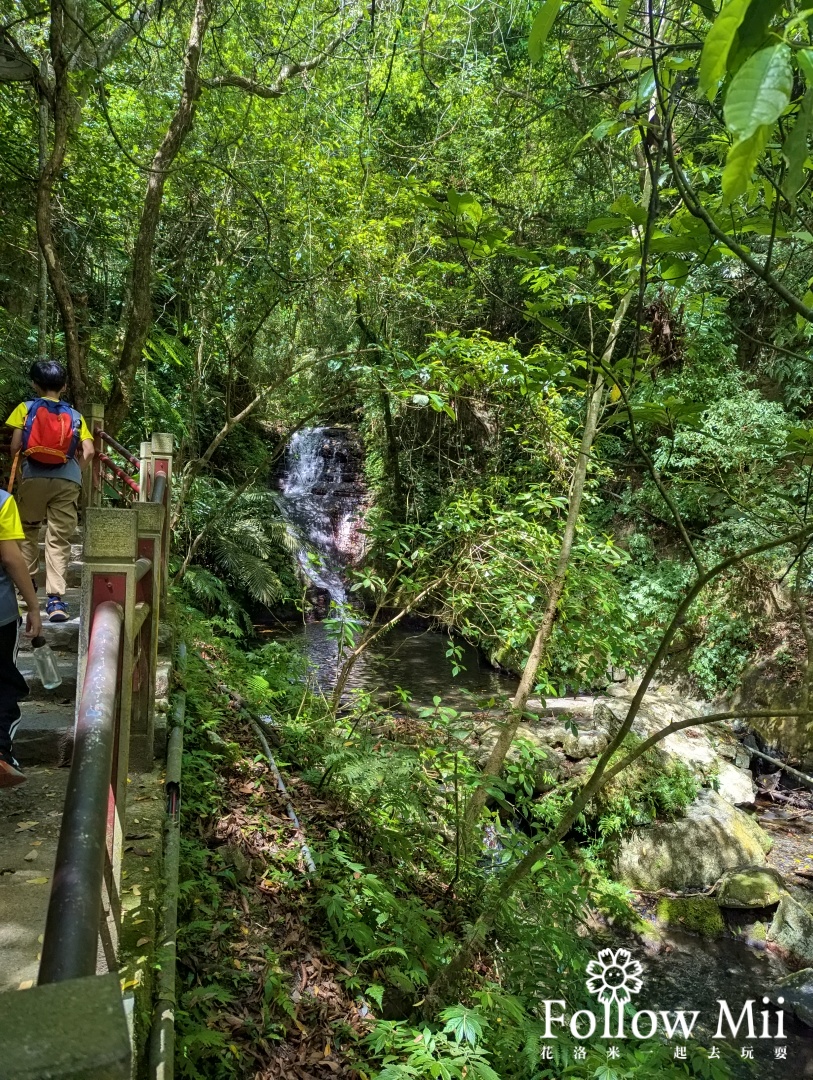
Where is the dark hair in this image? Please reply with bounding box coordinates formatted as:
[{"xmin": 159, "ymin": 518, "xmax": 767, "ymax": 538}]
[{"xmin": 29, "ymin": 359, "xmax": 67, "ymax": 392}]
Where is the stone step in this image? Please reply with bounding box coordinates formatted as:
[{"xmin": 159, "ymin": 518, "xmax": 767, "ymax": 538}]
[
  {"xmin": 0, "ymin": 766, "xmax": 70, "ymax": 992},
  {"xmin": 17, "ymin": 650, "xmax": 78, "ymax": 701},
  {"xmin": 15, "ymin": 701, "xmax": 75, "ymax": 767},
  {"xmin": 18, "ymin": 587, "xmax": 82, "ymax": 656},
  {"xmin": 36, "ymin": 542, "xmax": 83, "ymax": 561},
  {"xmin": 17, "ymin": 616, "xmax": 80, "ymax": 654}
]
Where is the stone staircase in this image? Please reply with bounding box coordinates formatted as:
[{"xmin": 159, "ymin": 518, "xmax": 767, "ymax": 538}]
[{"xmin": 14, "ymin": 532, "xmax": 82, "ymax": 768}]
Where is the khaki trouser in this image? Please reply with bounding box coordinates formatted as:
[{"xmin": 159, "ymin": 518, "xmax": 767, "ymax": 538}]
[{"xmin": 16, "ymin": 478, "xmax": 80, "ymax": 597}]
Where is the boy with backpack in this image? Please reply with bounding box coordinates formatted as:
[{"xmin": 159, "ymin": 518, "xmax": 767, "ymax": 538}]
[
  {"xmin": 0, "ymin": 492, "xmax": 42, "ymax": 786},
  {"xmin": 6, "ymin": 360, "xmax": 95, "ymax": 623}
]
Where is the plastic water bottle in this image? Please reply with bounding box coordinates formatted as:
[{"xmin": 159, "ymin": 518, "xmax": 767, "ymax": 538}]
[{"xmin": 31, "ymin": 637, "xmax": 62, "ymax": 690}]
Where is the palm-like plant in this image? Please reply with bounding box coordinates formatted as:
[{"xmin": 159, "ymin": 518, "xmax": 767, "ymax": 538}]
[{"xmin": 175, "ymin": 478, "xmax": 297, "ymax": 616}]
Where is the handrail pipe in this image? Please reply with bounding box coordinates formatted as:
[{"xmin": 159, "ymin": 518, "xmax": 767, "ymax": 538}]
[
  {"xmin": 98, "ymin": 430, "xmax": 141, "ymax": 473},
  {"xmin": 38, "ymin": 601, "xmax": 124, "ymax": 984},
  {"xmin": 99, "ymin": 452, "xmax": 141, "ymax": 495},
  {"xmin": 151, "ymin": 471, "xmax": 167, "ymax": 506}
]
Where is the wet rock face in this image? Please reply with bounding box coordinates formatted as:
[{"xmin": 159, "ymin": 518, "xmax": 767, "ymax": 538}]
[
  {"xmin": 730, "ymin": 658, "xmax": 813, "ymax": 768},
  {"xmin": 769, "ymin": 894, "xmax": 813, "ymax": 966},
  {"xmin": 769, "ymin": 968, "xmax": 813, "ymax": 1028},
  {"xmin": 276, "ymin": 426, "xmax": 367, "ymax": 605}
]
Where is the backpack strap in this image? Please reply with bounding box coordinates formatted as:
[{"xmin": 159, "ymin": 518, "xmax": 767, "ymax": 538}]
[{"xmin": 21, "ymin": 399, "xmax": 42, "ymax": 451}]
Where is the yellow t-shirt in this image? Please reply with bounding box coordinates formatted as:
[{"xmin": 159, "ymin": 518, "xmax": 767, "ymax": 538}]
[
  {"xmin": 6, "ymin": 401, "xmax": 92, "ymax": 442},
  {"xmin": 0, "ymin": 494, "xmax": 24, "ymax": 542}
]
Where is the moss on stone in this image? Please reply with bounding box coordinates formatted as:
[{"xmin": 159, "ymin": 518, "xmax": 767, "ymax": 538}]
[
  {"xmin": 655, "ymin": 895, "xmax": 725, "ymax": 937},
  {"xmin": 716, "ymin": 867, "xmax": 785, "ymax": 908}
]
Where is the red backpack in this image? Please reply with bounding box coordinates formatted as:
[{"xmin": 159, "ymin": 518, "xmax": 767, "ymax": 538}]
[{"xmin": 21, "ymin": 399, "xmax": 81, "ymax": 466}]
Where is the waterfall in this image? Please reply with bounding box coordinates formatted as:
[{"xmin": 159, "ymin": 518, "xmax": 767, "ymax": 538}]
[{"xmin": 276, "ymin": 427, "xmax": 364, "ymax": 609}]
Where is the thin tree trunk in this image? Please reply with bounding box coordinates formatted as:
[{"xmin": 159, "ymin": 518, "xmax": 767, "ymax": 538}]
[
  {"xmin": 36, "ymin": 3, "xmax": 86, "ymax": 404},
  {"xmin": 462, "ymin": 291, "xmax": 633, "ymax": 833},
  {"xmin": 37, "ymin": 95, "xmax": 48, "ymax": 360},
  {"xmin": 107, "ymin": 0, "xmax": 212, "ymax": 431}
]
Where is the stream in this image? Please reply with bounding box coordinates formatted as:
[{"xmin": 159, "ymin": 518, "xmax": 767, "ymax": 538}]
[{"xmin": 270, "ymin": 426, "xmax": 813, "ymax": 1077}]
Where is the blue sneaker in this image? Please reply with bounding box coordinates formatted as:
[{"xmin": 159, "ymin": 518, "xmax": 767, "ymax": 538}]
[{"xmin": 46, "ymin": 595, "xmax": 68, "ymax": 623}]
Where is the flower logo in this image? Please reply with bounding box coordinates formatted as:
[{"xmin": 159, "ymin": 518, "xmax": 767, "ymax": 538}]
[{"xmin": 586, "ymin": 948, "xmax": 644, "ymax": 1005}]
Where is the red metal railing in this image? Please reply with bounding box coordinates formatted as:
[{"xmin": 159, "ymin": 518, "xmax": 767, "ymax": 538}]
[
  {"xmin": 93, "ymin": 428, "xmax": 141, "ymax": 502},
  {"xmin": 39, "ymin": 420, "xmax": 172, "ymax": 985},
  {"xmin": 38, "ymin": 601, "xmax": 123, "ymax": 982}
]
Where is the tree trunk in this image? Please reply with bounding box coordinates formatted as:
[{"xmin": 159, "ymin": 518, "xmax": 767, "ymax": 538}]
[
  {"xmin": 36, "ymin": 3, "xmax": 87, "ymax": 405},
  {"xmin": 107, "ymin": 0, "xmax": 212, "ymax": 431},
  {"xmin": 462, "ymin": 291, "xmax": 633, "ymax": 834},
  {"xmin": 37, "ymin": 94, "xmax": 49, "ymax": 360}
]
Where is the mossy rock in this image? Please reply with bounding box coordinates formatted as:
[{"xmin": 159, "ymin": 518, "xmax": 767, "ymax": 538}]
[
  {"xmin": 615, "ymin": 790, "xmax": 771, "ymax": 891},
  {"xmin": 716, "ymin": 866, "xmax": 785, "ymax": 909},
  {"xmin": 748, "ymin": 921, "xmax": 768, "ymax": 943},
  {"xmin": 655, "ymin": 896, "xmax": 725, "ymax": 937}
]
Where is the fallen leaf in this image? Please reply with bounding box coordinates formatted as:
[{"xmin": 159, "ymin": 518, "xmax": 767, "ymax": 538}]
[
  {"xmin": 25, "ymin": 877, "xmax": 49, "ymax": 885},
  {"xmin": 324, "ymin": 1041, "xmax": 331, "ymax": 1056},
  {"xmin": 136, "ymin": 937, "xmax": 150, "ymax": 946},
  {"xmin": 18, "ymin": 980, "xmax": 33, "ymax": 990},
  {"xmin": 23, "ymin": 850, "xmax": 37, "ymax": 862},
  {"xmin": 16, "ymin": 821, "xmax": 38, "ymax": 831},
  {"xmin": 31, "ymin": 841, "xmax": 42, "ymax": 847}
]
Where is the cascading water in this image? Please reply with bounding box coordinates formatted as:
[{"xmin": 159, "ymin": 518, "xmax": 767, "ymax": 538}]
[{"xmin": 276, "ymin": 426, "xmax": 365, "ymax": 609}]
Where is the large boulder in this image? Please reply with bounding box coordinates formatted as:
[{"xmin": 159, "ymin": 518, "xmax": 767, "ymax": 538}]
[
  {"xmin": 768, "ymin": 894, "xmax": 813, "ymax": 965},
  {"xmin": 615, "ymin": 789, "xmax": 771, "ymax": 892},
  {"xmin": 768, "ymin": 968, "xmax": 813, "ymax": 1028},
  {"xmin": 715, "ymin": 762, "xmax": 757, "ymax": 807},
  {"xmin": 715, "ymin": 866, "xmax": 785, "ymax": 908},
  {"xmin": 595, "ymin": 689, "xmax": 757, "ymax": 806}
]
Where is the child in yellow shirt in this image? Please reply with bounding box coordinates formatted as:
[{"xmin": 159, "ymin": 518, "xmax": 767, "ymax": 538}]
[{"xmin": 6, "ymin": 360, "xmax": 94, "ymax": 623}]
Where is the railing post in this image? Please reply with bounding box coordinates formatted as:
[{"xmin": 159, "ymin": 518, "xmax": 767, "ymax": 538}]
[
  {"xmin": 139, "ymin": 439, "xmax": 151, "ymax": 502},
  {"xmin": 85, "ymin": 402, "xmax": 105, "ymax": 509},
  {"xmin": 79, "ymin": 508, "xmax": 139, "ymax": 957},
  {"xmin": 132, "ymin": 501, "xmax": 164, "ymax": 769},
  {"xmin": 149, "ymin": 433, "xmax": 173, "ymax": 599}
]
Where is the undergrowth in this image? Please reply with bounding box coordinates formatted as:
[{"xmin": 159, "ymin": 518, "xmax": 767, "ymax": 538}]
[{"xmin": 173, "ymin": 608, "xmax": 740, "ymax": 1080}]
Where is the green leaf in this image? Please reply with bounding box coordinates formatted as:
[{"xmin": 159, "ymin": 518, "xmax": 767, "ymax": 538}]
[
  {"xmin": 660, "ymin": 257, "xmax": 690, "ymax": 286},
  {"xmin": 782, "ymin": 88, "xmax": 813, "ymax": 209},
  {"xmin": 439, "ymin": 1005, "xmax": 485, "ymax": 1045},
  {"xmin": 721, "ymin": 123, "xmax": 771, "ymax": 203},
  {"xmin": 528, "ymin": 0, "xmax": 563, "ymax": 61},
  {"xmin": 616, "ymin": 0, "xmax": 633, "ymax": 29},
  {"xmin": 611, "ymin": 194, "xmax": 647, "ymax": 225},
  {"xmin": 693, "ymin": 0, "xmax": 716, "ymax": 19},
  {"xmin": 585, "ymin": 216, "xmax": 629, "ymax": 232},
  {"xmin": 799, "ymin": 48, "xmax": 813, "ymax": 85},
  {"xmin": 727, "ymin": 0, "xmax": 783, "ymax": 74},
  {"xmin": 723, "ymin": 43, "xmax": 792, "ymax": 140},
  {"xmin": 699, "ymin": 0, "xmax": 754, "ymax": 98}
]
